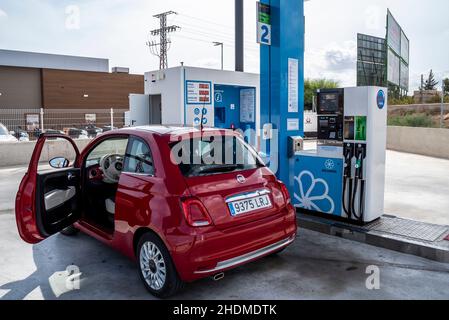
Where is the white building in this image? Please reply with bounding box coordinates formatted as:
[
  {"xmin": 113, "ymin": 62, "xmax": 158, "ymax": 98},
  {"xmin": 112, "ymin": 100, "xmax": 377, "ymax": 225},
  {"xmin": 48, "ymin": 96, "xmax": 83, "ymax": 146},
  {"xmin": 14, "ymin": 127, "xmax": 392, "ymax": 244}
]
[
  {"xmin": 129, "ymin": 66, "xmax": 260, "ymax": 133},
  {"xmin": 0, "ymin": 49, "xmax": 109, "ymax": 72}
]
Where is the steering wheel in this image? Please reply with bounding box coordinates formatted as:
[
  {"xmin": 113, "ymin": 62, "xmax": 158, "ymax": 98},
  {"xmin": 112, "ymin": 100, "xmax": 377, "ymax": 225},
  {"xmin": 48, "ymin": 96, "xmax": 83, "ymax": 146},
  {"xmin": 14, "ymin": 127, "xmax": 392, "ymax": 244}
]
[{"xmin": 99, "ymin": 154, "xmax": 124, "ymax": 184}]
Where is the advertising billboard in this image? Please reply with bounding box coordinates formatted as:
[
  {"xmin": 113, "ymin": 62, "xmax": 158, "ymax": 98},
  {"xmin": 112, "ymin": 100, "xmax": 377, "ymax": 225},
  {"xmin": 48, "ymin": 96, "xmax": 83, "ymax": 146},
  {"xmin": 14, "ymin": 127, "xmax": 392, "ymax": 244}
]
[
  {"xmin": 387, "ymin": 49, "xmax": 400, "ymax": 86},
  {"xmin": 387, "ymin": 10, "xmax": 401, "ymax": 55},
  {"xmin": 400, "ymin": 61, "xmax": 409, "ymax": 89},
  {"xmin": 386, "ymin": 9, "xmax": 409, "ymax": 92},
  {"xmin": 400, "ymin": 30, "xmax": 409, "ymax": 64}
]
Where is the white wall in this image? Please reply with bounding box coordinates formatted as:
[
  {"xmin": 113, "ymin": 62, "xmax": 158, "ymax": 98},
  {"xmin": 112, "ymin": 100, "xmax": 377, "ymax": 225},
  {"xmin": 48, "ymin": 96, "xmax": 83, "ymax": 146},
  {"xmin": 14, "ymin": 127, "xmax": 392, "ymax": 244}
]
[
  {"xmin": 388, "ymin": 126, "xmax": 449, "ymax": 159},
  {"xmin": 0, "ymin": 139, "xmax": 92, "ymax": 167},
  {"xmin": 0, "ymin": 49, "xmax": 109, "ymax": 72},
  {"xmin": 145, "ymin": 67, "xmax": 184, "ymax": 125}
]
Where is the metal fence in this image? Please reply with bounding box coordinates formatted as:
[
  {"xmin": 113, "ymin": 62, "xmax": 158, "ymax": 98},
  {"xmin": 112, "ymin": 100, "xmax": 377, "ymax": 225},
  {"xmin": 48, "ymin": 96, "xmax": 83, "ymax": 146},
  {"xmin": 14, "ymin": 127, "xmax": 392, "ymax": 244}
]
[{"xmin": 0, "ymin": 108, "xmax": 128, "ymax": 140}]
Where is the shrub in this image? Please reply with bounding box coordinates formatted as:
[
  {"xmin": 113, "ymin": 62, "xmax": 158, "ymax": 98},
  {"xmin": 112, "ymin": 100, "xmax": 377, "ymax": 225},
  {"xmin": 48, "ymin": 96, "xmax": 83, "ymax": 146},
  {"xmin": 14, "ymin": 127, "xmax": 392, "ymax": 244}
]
[
  {"xmin": 304, "ymin": 78, "xmax": 340, "ymax": 109},
  {"xmin": 388, "ymin": 114, "xmax": 434, "ymax": 128},
  {"xmin": 388, "ymin": 96, "xmax": 415, "ymax": 105},
  {"xmin": 429, "ymin": 94, "xmax": 443, "ymax": 104}
]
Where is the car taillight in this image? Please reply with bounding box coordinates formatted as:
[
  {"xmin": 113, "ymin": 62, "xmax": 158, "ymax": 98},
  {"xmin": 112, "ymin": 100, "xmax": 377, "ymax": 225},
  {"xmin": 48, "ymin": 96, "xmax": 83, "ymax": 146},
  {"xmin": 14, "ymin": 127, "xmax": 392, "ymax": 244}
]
[
  {"xmin": 278, "ymin": 181, "xmax": 291, "ymax": 204},
  {"xmin": 181, "ymin": 197, "xmax": 213, "ymax": 227}
]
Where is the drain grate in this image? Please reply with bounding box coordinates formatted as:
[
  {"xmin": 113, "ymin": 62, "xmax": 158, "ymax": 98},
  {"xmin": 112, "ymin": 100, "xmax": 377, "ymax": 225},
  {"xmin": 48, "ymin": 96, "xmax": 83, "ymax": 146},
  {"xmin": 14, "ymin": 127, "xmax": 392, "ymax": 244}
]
[{"xmin": 365, "ymin": 217, "xmax": 449, "ymax": 243}]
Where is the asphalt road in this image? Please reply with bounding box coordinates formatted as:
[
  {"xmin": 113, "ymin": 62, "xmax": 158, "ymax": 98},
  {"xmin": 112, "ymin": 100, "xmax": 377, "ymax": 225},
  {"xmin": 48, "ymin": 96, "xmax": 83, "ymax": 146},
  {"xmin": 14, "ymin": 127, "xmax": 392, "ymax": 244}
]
[
  {"xmin": 1, "ymin": 150, "xmax": 449, "ymax": 300},
  {"xmin": 1, "ymin": 212, "xmax": 449, "ymax": 300}
]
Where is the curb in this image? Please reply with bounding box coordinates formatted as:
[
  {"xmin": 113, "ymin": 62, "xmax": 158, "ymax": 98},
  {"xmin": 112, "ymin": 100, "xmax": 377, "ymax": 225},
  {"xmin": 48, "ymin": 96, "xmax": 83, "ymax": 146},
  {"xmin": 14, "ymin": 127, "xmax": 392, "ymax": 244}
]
[{"xmin": 297, "ymin": 213, "xmax": 449, "ymax": 264}]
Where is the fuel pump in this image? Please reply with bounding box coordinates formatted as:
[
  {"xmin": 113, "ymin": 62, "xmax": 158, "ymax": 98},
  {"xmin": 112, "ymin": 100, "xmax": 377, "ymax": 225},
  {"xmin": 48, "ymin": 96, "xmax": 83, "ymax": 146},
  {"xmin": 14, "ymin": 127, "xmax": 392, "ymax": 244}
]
[{"xmin": 292, "ymin": 87, "xmax": 387, "ymax": 224}]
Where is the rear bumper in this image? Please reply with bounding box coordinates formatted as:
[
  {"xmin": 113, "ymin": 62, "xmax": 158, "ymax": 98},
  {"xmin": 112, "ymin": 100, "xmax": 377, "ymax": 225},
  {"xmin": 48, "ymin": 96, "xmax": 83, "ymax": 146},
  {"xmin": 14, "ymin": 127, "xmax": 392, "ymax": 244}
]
[
  {"xmin": 168, "ymin": 204, "xmax": 297, "ymax": 282},
  {"xmin": 193, "ymin": 235, "xmax": 295, "ymax": 275}
]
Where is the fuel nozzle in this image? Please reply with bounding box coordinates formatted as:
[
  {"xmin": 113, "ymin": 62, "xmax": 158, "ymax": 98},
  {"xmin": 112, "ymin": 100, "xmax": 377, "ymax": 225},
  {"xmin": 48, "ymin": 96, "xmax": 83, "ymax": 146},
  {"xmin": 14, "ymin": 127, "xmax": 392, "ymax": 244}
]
[
  {"xmin": 343, "ymin": 143, "xmax": 354, "ymax": 178},
  {"xmin": 354, "ymin": 144, "xmax": 366, "ymax": 179}
]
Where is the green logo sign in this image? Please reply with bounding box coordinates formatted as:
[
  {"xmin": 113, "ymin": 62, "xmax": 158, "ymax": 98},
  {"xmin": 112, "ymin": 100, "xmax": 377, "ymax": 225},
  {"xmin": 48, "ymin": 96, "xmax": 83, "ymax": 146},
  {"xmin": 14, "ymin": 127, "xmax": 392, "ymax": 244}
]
[
  {"xmin": 258, "ymin": 3, "xmax": 271, "ymax": 24},
  {"xmin": 355, "ymin": 116, "xmax": 367, "ymax": 141}
]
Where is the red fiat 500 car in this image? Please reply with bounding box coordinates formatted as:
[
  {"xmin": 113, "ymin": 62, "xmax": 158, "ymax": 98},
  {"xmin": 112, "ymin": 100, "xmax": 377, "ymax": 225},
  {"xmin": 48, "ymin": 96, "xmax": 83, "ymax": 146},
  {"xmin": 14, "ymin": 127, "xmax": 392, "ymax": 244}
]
[{"xmin": 15, "ymin": 126, "xmax": 297, "ymax": 298}]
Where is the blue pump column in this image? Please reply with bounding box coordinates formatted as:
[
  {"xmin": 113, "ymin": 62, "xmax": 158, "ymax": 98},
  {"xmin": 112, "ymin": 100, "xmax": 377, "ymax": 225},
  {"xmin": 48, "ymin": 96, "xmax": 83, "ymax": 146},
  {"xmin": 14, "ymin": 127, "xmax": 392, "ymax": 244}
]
[{"xmin": 260, "ymin": 0, "xmax": 305, "ymax": 192}]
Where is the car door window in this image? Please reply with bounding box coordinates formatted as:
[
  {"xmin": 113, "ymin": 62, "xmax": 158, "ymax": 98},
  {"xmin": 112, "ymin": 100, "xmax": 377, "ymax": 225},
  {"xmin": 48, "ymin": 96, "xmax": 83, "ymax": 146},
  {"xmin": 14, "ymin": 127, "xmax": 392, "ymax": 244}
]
[
  {"xmin": 124, "ymin": 137, "xmax": 154, "ymax": 175},
  {"xmin": 38, "ymin": 137, "xmax": 78, "ymax": 173},
  {"xmin": 85, "ymin": 137, "xmax": 128, "ymax": 168}
]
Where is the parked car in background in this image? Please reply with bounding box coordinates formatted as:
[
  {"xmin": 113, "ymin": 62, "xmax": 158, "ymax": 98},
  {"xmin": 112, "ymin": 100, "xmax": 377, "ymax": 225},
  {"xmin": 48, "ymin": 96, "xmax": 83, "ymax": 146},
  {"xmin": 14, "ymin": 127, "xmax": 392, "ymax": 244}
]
[
  {"xmin": 102, "ymin": 125, "xmax": 118, "ymax": 132},
  {"xmin": 0, "ymin": 123, "xmax": 18, "ymax": 143},
  {"xmin": 15, "ymin": 126, "xmax": 297, "ymax": 298},
  {"xmin": 32, "ymin": 128, "xmax": 42, "ymax": 139},
  {"xmin": 45, "ymin": 129, "xmax": 64, "ymax": 135},
  {"xmin": 12, "ymin": 128, "xmax": 30, "ymax": 142},
  {"xmin": 43, "ymin": 129, "xmax": 64, "ymax": 140},
  {"xmin": 82, "ymin": 124, "xmax": 103, "ymax": 138},
  {"xmin": 66, "ymin": 128, "xmax": 89, "ymax": 139}
]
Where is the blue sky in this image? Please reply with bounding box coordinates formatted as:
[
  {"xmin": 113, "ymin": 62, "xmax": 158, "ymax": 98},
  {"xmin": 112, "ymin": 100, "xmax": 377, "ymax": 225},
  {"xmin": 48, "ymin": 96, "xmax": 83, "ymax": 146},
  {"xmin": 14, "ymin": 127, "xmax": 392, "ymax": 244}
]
[{"xmin": 0, "ymin": 0, "xmax": 448, "ymax": 92}]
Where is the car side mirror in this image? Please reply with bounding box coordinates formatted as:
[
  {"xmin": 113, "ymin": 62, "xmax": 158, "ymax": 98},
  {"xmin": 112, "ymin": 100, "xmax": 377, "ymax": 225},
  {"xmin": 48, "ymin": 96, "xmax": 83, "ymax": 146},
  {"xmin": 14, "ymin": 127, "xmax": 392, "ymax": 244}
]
[
  {"xmin": 49, "ymin": 157, "xmax": 70, "ymax": 169},
  {"xmin": 9, "ymin": 131, "xmax": 15, "ymax": 135}
]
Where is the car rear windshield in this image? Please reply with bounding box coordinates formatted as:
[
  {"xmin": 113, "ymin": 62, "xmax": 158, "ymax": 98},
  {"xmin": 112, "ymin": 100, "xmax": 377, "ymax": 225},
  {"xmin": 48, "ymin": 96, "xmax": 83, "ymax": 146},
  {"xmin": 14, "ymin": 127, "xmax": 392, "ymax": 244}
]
[{"xmin": 170, "ymin": 135, "xmax": 264, "ymax": 177}]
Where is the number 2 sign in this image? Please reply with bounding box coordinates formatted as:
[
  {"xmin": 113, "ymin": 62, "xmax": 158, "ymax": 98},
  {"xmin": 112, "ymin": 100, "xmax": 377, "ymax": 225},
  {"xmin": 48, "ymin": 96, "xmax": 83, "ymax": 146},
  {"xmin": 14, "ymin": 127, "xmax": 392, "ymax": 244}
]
[
  {"xmin": 257, "ymin": 2, "xmax": 271, "ymax": 46},
  {"xmin": 257, "ymin": 22, "xmax": 271, "ymax": 46}
]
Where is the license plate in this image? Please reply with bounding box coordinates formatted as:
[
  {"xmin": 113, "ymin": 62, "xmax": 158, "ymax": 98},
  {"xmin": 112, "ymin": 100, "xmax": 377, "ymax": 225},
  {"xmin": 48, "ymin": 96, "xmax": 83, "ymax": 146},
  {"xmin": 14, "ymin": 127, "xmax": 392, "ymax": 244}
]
[{"xmin": 228, "ymin": 195, "xmax": 272, "ymax": 216}]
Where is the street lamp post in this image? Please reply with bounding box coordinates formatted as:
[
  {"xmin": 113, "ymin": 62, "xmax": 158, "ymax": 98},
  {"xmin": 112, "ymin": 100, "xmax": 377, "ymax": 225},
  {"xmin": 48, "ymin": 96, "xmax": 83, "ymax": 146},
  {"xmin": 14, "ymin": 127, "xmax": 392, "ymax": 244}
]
[
  {"xmin": 441, "ymin": 81, "xmax": 445, "ymax": 128},
  {"xmin": 213, "ymin": 42, "xmax": 224, "ymax": 70}
]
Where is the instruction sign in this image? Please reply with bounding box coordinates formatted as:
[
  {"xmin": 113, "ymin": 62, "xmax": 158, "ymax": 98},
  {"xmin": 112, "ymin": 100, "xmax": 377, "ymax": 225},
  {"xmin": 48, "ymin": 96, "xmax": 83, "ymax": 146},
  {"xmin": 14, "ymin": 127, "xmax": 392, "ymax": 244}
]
[
  {"xmin": 257, "ymin": 2, "xmax": 271, "ymax": 46},
  {"xmin": 288, "ymin": 58, "xmax": 299, "ymax": 113},
  {"xmin": 25, "ymin": 114, "xmax": 39, "ymax": 131},
  {"xmin": 240, "ymin": 88, "xmax": 256, "ymax": 123},
  {"xmin": 186, "ymin": 81, "xmax": 211, "ymax": 104},
  {"xmin": 287, "ymin": 118, "xmax": 300, "ymax": 131}
]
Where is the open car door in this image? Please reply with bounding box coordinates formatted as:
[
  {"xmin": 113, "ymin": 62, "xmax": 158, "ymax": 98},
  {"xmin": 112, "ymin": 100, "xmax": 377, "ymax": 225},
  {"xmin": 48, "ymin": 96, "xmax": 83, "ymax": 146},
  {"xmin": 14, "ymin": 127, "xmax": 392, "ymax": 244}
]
[{"xmin": 15, "ymin": 134, "xmax": 81, "ymax": 244}]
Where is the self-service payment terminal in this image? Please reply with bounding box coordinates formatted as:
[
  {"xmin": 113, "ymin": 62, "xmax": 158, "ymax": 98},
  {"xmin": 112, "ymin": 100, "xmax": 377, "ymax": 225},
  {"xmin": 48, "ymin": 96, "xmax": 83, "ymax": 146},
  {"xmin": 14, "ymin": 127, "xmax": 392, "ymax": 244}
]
[{"xmin": 292, "ymin": 87, "xmax": 387, "ymax": 224}]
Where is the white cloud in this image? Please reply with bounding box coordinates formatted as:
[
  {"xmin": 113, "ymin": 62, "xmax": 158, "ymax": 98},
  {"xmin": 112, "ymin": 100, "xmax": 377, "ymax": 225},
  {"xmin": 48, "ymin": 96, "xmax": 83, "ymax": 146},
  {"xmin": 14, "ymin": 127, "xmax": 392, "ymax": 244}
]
[
  {"xmin": 0, "ymin": 8, "xmax": 8, "ymax": 18},
  {"xmin": 325, "ymin": 41, "xmax": 357, "ymax": 72},
  {"xmin": 305, "ymin": 41, "xmax": 357, "ymax": 86}
]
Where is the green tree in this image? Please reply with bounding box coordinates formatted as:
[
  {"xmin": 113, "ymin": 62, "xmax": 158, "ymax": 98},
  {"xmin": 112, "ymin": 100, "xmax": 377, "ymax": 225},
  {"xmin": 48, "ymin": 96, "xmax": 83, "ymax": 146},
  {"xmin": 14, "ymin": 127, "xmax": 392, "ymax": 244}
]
[
  {"xmin": 443, "ymin": 78, "xmax": 449, "ymax": 96},
  {"xmin": 422, "ymin": 70, "xmax": 439, "ymax": 90},
  {"xmin": 304, "ymin": 78, "xmax": 340, "ymax": 110}
]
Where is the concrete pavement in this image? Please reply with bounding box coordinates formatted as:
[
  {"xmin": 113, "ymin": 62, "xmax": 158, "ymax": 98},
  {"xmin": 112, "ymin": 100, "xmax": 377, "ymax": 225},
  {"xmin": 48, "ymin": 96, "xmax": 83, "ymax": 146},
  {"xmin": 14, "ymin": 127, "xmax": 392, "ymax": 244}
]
[
  {"xmin": 385, "ymin": 151, "xmax": 449, "ymax": 225},
  {"xmin": 1, "ymin": 212, "xmax": 449, "ymax": 300},
  {"xmin": 0, "ymin": 165, "xmax": 25, "ymax": 212}
]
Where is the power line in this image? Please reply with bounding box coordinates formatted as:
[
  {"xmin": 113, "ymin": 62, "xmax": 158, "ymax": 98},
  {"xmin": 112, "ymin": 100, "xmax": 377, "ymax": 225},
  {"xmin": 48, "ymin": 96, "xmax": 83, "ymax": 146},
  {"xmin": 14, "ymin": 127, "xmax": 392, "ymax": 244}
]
[
  {"xmin": 181, "ymin": 28, "xmax": 258, "ymax": 48},
  {"xmin": 171, "ymin": 34, "xmax": 259, "ymax": 54},
  {"xmin": 147, "ymin": 11, "xmax": 180, "ymax": 70},
  {"xmin": 178, "ymin": 13, "xmax": 236, "ymax": 30},
  {"xmin": 173, "ymin": 33, "xmax": 259, "ymax": 52},
  {"xmin": 178, "ymin": 28, "xmax": 259, "ymax": 50},
  {"xmin": 175, "ymin": 16, "xmax": 256, "ymax": 39}
]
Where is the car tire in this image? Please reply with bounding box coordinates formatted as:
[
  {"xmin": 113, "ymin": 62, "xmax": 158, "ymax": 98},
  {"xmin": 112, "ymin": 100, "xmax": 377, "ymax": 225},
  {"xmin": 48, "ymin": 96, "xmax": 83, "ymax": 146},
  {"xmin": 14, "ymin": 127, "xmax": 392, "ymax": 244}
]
[
  {"xmin": 60, "ymin": 225, "xmax": 80, "ymax": 236},
  {"xmin": 137, "ymin": 233, "xmax": 184, "ymax": 299}
]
